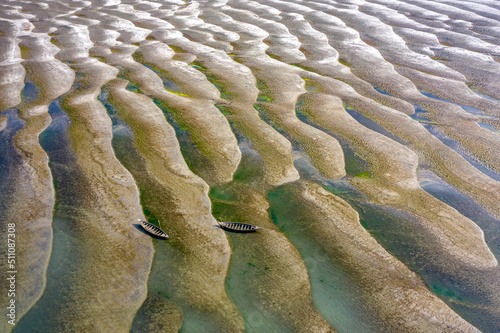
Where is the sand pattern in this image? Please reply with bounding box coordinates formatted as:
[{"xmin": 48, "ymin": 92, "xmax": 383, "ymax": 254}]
[{"xmin": 1, "ymin": 0, "xmax": 499, "ymax": 332}]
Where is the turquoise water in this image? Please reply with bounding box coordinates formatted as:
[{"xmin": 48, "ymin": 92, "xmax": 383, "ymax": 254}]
[
  {"xmin": 294, "ymin": 100, "xmax": 372, "ymax": 177},
  {"xmin": 209, "ymin": 152, "xmax": 376, "ymax": 332},
  {"xmin": 418, "ymin": 171, "xmax": 500, "ymax": 332},
  {"xmin": 223, "ymin": 232, "xmax": 292, "ymax": 332},
  {"xmin": 207, "ymin": 132, "xmax": 294, "ymax": 331},
  {"xmin": 13, "ymin": 99, "xmax": 84, "ymax": 331},
  {"xmin": 292, "ymin": 150, "xmax": 500, "ymax": 333},
  {"xmin": 103, "ymin": 88, "xmax": 234, "ymax": 332},
  {"xmin": 10, "ymin": 84, "xmax": 498, "ymax": 332},
  {"xmin": 267, "ymin": 185, "xmax": 379, "ymax": 333}
]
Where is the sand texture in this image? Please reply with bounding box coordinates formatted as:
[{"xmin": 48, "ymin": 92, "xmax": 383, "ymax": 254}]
[{"xmin": 1, "ymin": 0, "xmax": 500, "ymax": 332}]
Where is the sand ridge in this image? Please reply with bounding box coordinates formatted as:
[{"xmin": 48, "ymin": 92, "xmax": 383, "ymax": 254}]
[{"xmin": 1, "ymin": 0, "xmax": 500, "ymax": 331}]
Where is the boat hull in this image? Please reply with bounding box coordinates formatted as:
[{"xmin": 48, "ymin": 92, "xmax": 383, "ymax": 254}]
[
  {"xmin": 218, "ymin": 222, "xmax": 260, "ymax": 233},
  {"xmin": 140, "ymin": 221, "xmax": 169, "ymax": 239}
]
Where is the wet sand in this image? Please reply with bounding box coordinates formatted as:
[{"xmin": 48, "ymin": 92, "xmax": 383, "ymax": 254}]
[{"xmin": 1, "ymin": 0, "xmax": 499, "ymax": 332}]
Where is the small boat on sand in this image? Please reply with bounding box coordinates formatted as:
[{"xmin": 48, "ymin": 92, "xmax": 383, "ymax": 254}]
[
  {"xmin": 218, "ymin": 222, "xmax": 260, "ymax": 233},
  {"xmin": 139, "ymin": 219, "xmax": 169, "ymax": 239}
]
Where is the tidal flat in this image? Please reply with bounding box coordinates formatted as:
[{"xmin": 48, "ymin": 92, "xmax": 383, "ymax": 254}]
[{"xmin": 1, "ymin": 0, "xmax": 499, "ymax": 332}]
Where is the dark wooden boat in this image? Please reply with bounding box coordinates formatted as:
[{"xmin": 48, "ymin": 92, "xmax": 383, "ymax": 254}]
[
  {"xmin": 218, "ymin": 222, "xmax": 260, "ymax": 233},
  {"xmin": 140, "ymin": 220, "xmax": 169, "ymax": 239}
]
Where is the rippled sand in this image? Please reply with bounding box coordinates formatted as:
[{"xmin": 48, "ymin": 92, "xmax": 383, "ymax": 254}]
[{"xmin": 1, "ymin": 0, "xmax": 500, "ymax": 332}]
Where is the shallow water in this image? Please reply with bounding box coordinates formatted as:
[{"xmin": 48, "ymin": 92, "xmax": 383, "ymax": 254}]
[
  {"xmin": 106, "ymin": 90, "xmax": 237, "ymax": 332},
  {"xmin": 478, "ymin": 121, "xmax": 500, "ymax": 134},
  {"xmin": 421, "ymin": 121, "xmax": 500, "ymax": 182},
  {"xmin": 293, "ymin": 151, "xmax": 500, "ymax": 333},
  {"xmin": 345, "ymin": 107, "xmax": 406, "ymax": 145},
  {"xmin": 418, "ymin": 170, "xmax": 500, "ymax": 262},
  {"xmin": 267, "ymin": 185, "xmax": 380, "ymax": 333},
  {"xmin": 13, "ymin": 99, "xmax": 82, "ymax": 331},
  {"xmin": 420, "ymin": 90, "xmax": 491, "ymax": 117},
  {"xmin": 2, "ymin": 0, "xmax": 500, "ymax": 331},
  {"xmin": 0, "ymin": 110, "xmax": 24, "ymax": 197}
]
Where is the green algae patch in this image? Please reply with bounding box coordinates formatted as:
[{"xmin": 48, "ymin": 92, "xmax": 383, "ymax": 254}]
[
  {"xmin": 267, "ymin": 53, "xmax": 281, "ymax": 61},
  {"xmin": 167, "ymin": 90, "xmax": 191, "ymax": 97},
  {"xmin": 256, "ymin": 79, "xmax": 272, "ymax": 102},
  {"xmin": 141, "ymin": 204, "xmax": 161, "ymax": 226},
  {"xmin": 355, "ymin": 172, "xmax": 372, "ymax": 179},
  {"xmin": 152, "ymin": 99, "xmax": 189, "ymax": 132},
  {"xmin": 189, "ymin": 62, "xmax": 207, "ymax": 71},
  {"xmin": 214, "ymin": 104, "xmax": 232, "ymax": 116},
  {"xmin": 339, "ymin": 145, "xmax": 371, "ymax": 178},
  {"xmin": 210, "ymin": 184, "xmax": 239, "ymax": 202},
  {"xmin": 231, "ymin": 152, "xmax": 265, "ymax": 184},
  {"xmin": 252, "ymin": 104, "xmax": 278, "ymax": 131},
  {"xmin": 252, "ymin": 104, "xmax": 272, "ymax": 123},
  {"xmin": 206, "ymin": 73, "xmax": 233, "ymax": 100},
  {"xmin": 188, "ymin": 62, "xmax": 233, "ymax": 99},
  {"xmin": 305, "ymin": 80, "xmax": 321, "ymax": 92},
  {"xmin": 169, "ymin": 45, "xmax": 186, "ymax": 53},
  {"xmin": 338, "ymin": 59, "xmax": 351, "ymax": 67},
  {"xmin": 257, "ymin": 93, "xmax": 272, "ymax": 102},
  {"xmin": 150, "ymin": 99, "xmax": 215, "ymax": 178},
  {"xmin": 137, "ymin": 61, "xmax": 190, "ymax": 96},
  {"xmin": 253, "ymin": 104, "xmax": 264, "ymax": 113},
  {"xmin": 291, "ymin": 63, "xmax": 314, "ymax": 71},
  {"xmin": 125, "ymin": 81, "xmax": 140, "ymax": 93}
]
